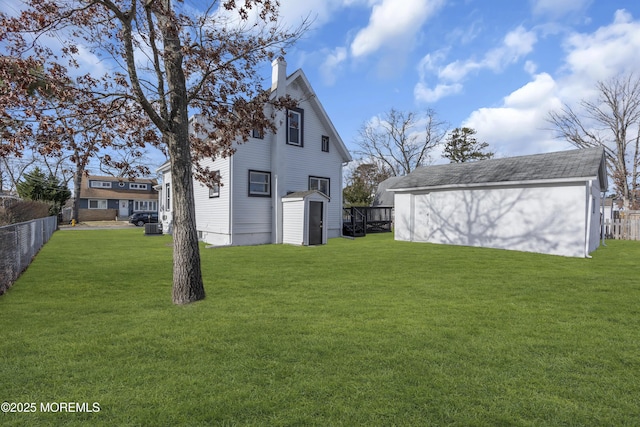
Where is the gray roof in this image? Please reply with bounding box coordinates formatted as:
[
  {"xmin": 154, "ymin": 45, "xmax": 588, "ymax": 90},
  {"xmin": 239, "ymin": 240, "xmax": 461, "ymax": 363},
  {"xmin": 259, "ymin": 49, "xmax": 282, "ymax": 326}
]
[
  {"xmin": 372, "ymin": 176, "xmax": 403, "ymax": 206},
  {"xmin": 283, "ymin": 190, "xmax": 329, "ymax": 199},
  {"xmin": 390, "ymin": 147, "xmax": 607, "ymax": 191}
]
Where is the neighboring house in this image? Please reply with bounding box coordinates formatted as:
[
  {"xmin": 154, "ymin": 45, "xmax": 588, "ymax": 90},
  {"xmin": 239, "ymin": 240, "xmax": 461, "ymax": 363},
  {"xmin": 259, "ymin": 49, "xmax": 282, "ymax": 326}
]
[
  {"xmin": 157, "ymin": 57, "xmax": 352, "ymax": 246},
  {"xmin": 372, "ymin": 176, "xmax": 403, "ymax": 207},
  {"xmin": 77, "ymin": 175, "xmax": 158, "ymax": 221},
  {"xmin": 388, "ymin": 147, "xmax": 608, "ymax": 257}
]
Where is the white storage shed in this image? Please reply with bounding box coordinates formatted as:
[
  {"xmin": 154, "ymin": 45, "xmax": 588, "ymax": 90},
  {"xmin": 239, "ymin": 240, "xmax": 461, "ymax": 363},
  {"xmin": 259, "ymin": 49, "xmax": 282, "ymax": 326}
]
[{"xmin": 282, "ymin": 190, "xmax": 329, "ymax": 246}]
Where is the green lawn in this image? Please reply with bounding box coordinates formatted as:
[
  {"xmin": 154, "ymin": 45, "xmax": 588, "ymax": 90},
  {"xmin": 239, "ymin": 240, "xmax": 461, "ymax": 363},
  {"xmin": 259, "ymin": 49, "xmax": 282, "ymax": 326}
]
[{"xmin": 1, "ymin": 229, "xmax": 639, "ymax": 426}]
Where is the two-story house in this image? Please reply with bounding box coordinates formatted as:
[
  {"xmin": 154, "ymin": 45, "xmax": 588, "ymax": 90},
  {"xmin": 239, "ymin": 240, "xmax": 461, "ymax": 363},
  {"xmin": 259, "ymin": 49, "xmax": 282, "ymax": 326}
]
[
  {"xmin": 77, "ymin": 175, "xmax": 158, "ymax": 221},
  {"xmin": 158, "ymin": 57, "xmax": 352, "ymax": 246}
]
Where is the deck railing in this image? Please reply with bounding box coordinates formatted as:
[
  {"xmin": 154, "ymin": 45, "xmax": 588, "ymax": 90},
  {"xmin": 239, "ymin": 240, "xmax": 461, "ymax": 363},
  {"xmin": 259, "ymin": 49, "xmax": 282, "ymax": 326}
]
[{"xmin": 343, "ymin": 207, "xmax": 393, "ymax": 237}]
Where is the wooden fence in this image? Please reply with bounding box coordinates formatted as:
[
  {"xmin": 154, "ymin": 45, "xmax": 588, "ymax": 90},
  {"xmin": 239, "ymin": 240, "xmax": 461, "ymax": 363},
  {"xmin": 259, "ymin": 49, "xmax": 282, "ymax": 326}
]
[{"xmin": 605, "ymin": 216, "xmax": 640, "ymax": 240}]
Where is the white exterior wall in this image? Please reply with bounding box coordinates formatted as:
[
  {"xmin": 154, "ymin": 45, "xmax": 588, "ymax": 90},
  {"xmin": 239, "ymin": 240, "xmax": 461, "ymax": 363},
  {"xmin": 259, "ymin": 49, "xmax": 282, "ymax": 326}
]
[
  {"xmin": 193, "ymin": 157, "xmax": 232, "ymax": 246},
  {"xmin": 280, "ymin": 81, "xmax": 345, "ymax": 238},
  {"xmin": 587, "ymin": 179, "xmax": 602, "ymax": 254},
  {"xmin": 230, "ymin": 136, "xmax": 273, "ymax": 246},
  {"xmin": 394, "ymin": 182, "xmax": 597, "ymax": 257},
  {"xmin": 282, "ymin": 199, "xmax": 305, "ymax": 245},
  {"xmin": 158, "ymin": 165, "xmax": 173, "ymax": 234}
]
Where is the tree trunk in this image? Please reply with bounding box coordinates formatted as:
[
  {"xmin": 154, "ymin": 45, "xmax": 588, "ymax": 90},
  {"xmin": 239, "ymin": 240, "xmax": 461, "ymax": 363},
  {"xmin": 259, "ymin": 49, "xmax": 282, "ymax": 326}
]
[
  {"xmin": 73, "ymin": 157, "xmax": 82, "ymax": 223},
  {"xmin": 156, "ymin": 0, "xmax": 205, "ymax": 304},
  {"xmin": 168, "ymin": 131, "xmax": 205, "ymax": 304}
]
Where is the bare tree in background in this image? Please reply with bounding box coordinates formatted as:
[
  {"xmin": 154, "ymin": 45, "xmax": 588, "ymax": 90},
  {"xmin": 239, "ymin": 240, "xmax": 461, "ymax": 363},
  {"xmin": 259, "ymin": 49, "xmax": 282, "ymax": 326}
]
[
  {"xmin": 548, "ymin": 73, "xmax": 640, "ymax": 209},
  {"xmin": 355, "ymin": 108, "xmax": 448, "ymax": 176}
]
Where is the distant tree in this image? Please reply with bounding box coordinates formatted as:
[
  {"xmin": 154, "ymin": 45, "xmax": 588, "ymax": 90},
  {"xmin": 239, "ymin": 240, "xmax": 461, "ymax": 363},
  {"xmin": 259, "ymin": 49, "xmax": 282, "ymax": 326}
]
[
  {"xmin": 356, "ymin": 108, "xmax": 448, "ymax": 176},
  {"xmin": 547, "ymin": 73, "xmax": 640, "ymax": 209},
  {"xmin": 442, "ymin": 127, "xmax": 494, "ymax": 163},
  {"xmin": 16, "ymin": 167, "xmax": 70, "ymax": 214},
  {"xmin": 16, "ymin": 167, "xmax": 48, "ymax": 202},
  {"xmin": 343, "ymin": 163, "xmax": 390, "ymax": 206}
]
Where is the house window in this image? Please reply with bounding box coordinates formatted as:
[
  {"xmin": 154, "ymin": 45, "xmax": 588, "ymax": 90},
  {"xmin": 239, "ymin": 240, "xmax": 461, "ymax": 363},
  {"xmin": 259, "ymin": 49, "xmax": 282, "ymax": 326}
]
[
  {"xmin": 88, "ymin": 199, "xmax": 108, "ymax": 209},
  {"xmin": 309, "ymin": 176, "xmax": 330, "ymax": 197},
  {"xmin": 134, "ymin": 200, "xmax": 157, "ymax": 212},
  {"xmin": 252, "ymin": 128, "xmax": 264, "ymax": 139},
  {"xmin": 209, "ymin": 174, "xmax": 220, "ymax": 198},
  {"xmin": 287, "ymin": 108, "xmax": 304, "ymax": 146},
  {"xmin": 321, "ymin": 135, "xmax": 329, "ymax": 152},
  {"xmin": 249, "ymin": 170, "xmax": 271, "ymax": 197},
  {"xmin": 130, "ymin": 183, "xmax": 148, "ymax": 190},
  {"xmin": 165, "ymin": 183, "xmax": 171, "ymax": 210},
  {"xmin": 90, "ymin": 181, "xmax": 111, "ymax": 188}
]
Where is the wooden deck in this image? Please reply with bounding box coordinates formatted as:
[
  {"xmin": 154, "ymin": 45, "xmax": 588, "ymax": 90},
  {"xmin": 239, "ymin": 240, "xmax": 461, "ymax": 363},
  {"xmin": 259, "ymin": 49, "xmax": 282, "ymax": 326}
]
[{"xmin": 343, "ymin": 207, "xmax": 393, "ymax": 237}]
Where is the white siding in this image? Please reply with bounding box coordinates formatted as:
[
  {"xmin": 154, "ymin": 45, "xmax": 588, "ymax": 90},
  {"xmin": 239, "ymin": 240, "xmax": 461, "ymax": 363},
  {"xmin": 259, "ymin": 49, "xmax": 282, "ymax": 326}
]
[
  {"xmin": 230, "ymin": 136, "xmax": 273, "ymax": 245},
  {"xmin": 587, "ymin": 178, "xmax": 602, "ymax": 254},
  {"xmin": 279, "ymin": 82, "xmax": 345, "ymax": 238},
  {"xmin": 393, "ymin": 193, "xmax": 413, "ymax": 242},
  {"xmin": 282, "ymin": 199, "xmax": 305, "ymax": 245},
  {"xmin": 395, "ymin": 183, "xmax": 592, "ymax": 257},
  {"xmin": 158, "ymin": 165, "xmax": 173, "ymax": 234},
  {"xmin": 194, "ymin": 157, "xmax": 232, "ymax": 245}
]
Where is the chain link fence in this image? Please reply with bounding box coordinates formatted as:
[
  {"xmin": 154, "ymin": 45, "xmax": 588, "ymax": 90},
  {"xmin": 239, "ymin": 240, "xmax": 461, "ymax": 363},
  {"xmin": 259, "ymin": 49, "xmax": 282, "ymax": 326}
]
[{"xmin": 0, "ymin": 216, "xmax": 58, "ymax": 295}]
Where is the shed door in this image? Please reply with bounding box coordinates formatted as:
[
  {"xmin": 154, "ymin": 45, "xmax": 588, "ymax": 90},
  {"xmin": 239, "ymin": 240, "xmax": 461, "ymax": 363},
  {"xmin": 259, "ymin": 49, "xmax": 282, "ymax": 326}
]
[{"xmin": 309, "ymin": 201, "xmax": 323, "ymax": 245}]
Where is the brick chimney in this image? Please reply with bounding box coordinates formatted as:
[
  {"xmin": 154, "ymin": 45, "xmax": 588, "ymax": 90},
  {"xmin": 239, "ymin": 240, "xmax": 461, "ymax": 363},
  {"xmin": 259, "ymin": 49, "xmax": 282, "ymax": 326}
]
[{"xmin": 271, "ymin": 56, "xmax": 287, "ymax": 94}]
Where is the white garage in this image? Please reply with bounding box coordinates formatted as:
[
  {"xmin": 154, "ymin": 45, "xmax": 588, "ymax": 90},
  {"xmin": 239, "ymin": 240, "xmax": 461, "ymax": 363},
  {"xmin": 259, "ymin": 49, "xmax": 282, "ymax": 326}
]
[{"xmin": 388, "ymin": 148, "xmax": 608, "ymax": 257}]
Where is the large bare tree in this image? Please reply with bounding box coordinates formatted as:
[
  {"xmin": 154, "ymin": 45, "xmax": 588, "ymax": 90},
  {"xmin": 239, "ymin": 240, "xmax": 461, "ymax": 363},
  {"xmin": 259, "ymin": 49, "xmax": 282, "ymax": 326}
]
[
  {"xmin": 355, "ymin": 108, "xmax": 448, "ymax": 176},
  {"xmin": 0, "ymin": 1, "xmax": 307, "ymax": 304},
  {"xmin": 548, "ymin": 73, "xmax": 640, "ymax": 209}
]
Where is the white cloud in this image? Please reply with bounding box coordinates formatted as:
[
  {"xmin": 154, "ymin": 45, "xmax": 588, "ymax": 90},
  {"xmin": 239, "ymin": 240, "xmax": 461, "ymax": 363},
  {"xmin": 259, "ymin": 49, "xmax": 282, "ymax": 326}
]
[
  {"xmin": 320, "ymin": 46, "xmax": 348, "ymax": 85},
  {"xmin": 463, "ymin": 72, "xmax": 563, "ymax": 157},
  {"xmin": 479, "ymin": 26, "xmax": 538, "ymax": 73},
  {"xmin": 559, "ymin": 9, "xmax": 640, "ymax": 101},
  {"xmin": 415, "ymin": 26, "xmax": 538, "ymax": 103},
  {"xmin": 350, "ymin": 0, "xmax": 445, "ymax": 58},
  {"xmin": 462, "ymin": 10, "xmax": 640, "ymax": 157},
  {"xmin": 531, "ymin": 0, "xmax": 592, "ymax": 19},
  {"xmin": 414, "ymin": 82, "xmax": 463, "ymax": 103}
]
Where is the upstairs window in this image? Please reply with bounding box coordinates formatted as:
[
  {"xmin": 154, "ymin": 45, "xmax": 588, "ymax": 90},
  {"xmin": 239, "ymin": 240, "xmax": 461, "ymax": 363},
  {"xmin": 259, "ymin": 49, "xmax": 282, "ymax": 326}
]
[
  {"xmin": 321, "ymin": 135, "xmax": 330, "ymax": 153},
  {"xmin": 90, "ymin": 181, "xmax": 111, "ymax": 188},
  {"xmin": 130, "ymin": 183, "xmax": 148, "ymax": 190},
  {"xmin": 249, "ymin": 170, "xmax": 271, "ymax": 197},
  {"xmin": 209, "ymin": 172, "xmax": 220, "ymax": 198},
  {"xmin": 287, "ymin": 108, "xmax": 304, "ymax": 146},
  {"xmin": 252, "ymin": 128, "xmax": 264, "ymax": 139},
  {"xmin": 309, "ymin": 176, "xmax": 330, "ymax": 197}
]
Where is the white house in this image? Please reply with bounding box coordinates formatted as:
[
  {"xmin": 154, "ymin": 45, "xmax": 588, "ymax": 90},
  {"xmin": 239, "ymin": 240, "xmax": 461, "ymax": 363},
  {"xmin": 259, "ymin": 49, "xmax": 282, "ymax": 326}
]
[
  {"xmin": 388, "ymin": 147, "xmax": 608, "ymax": 257},
  {"xmin": 157, "ymin": 57, "xmax": 351, "ymax": 246}
]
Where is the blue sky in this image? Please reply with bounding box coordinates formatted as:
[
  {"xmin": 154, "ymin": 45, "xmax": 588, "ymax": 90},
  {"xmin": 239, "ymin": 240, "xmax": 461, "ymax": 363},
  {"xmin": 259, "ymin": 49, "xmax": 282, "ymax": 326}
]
[
  {"xmin": 3, "ymin": 0, "xmax": 640, "ymax": 172},
  {"xmin": 261, "ymin": 0, "xmax": 640, "ymax": 164}
]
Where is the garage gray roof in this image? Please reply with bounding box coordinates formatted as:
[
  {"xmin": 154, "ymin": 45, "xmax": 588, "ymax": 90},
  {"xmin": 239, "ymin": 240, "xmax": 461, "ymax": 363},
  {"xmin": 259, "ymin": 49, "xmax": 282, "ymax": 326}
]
[{"xmin": 390, "ymin": 147, "xmax": 607, "ymax": 191}]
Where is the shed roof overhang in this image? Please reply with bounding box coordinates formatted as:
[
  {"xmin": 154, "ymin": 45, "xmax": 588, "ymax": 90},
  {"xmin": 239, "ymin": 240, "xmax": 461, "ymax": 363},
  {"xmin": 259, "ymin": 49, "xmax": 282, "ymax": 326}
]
[{"xmin": 388, "ymin": 176, "xmax": 600, "ymax": 194}]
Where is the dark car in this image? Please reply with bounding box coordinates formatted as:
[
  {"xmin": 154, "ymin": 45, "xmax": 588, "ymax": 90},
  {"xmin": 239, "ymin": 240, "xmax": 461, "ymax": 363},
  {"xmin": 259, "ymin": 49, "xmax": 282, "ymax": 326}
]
[{"xmin": 129, "ymin": 212, "xmax": 159, "ymax": 227}]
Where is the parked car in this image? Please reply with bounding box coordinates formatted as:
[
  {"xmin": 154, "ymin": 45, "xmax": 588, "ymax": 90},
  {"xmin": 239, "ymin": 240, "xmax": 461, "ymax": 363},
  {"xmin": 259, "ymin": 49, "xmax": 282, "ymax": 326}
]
[{"xmin": 129, "ymin": 212, "xmax": 159, "ymax": 227}]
